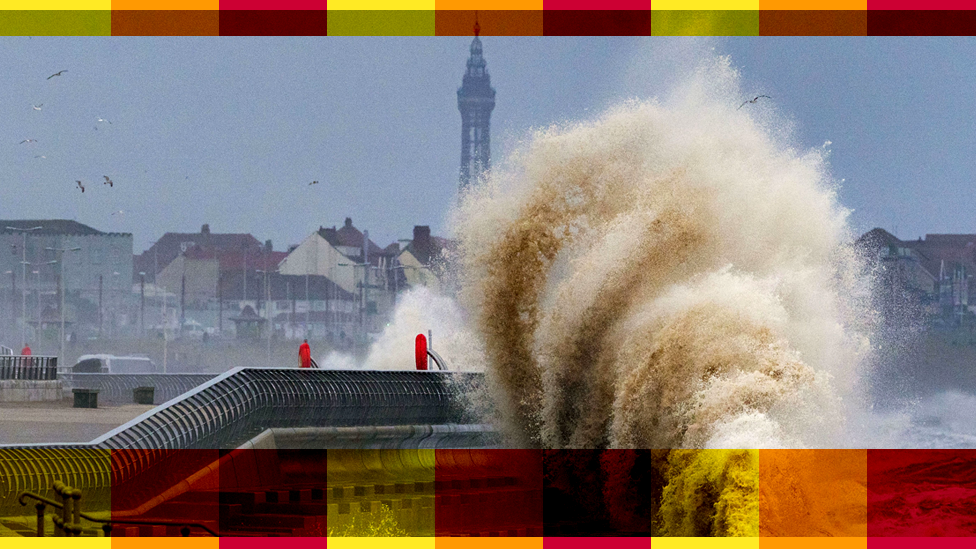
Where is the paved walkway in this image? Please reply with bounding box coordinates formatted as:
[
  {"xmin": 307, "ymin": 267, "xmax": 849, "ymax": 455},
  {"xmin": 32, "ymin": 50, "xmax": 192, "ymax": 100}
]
[{"xmin": 0, "ymin": 401, "xmax": 154, "ymax": 444}]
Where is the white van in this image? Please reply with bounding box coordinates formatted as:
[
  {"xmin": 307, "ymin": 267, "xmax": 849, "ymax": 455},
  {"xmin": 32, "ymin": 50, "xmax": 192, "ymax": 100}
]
[{"xmin": 72, "ymin": 354, "xmax": 158, "ymax": 374}]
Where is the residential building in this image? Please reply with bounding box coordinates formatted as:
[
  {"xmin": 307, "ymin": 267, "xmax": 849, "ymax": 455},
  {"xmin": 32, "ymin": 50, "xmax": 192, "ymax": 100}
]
[
  {"xmin": 397, "ymin": 225, "xmax": 455, "ymax": 294},
  {"xmin": 1, "ymin": 220, "xmax": 132, "ymax": 341},
  {"xmin": 217, "ymin": 271, "xmax": 356, "ymax": 341},
  {"xmin": 278, "ymin": 218, "xmax": 397, "ymax": 336}
]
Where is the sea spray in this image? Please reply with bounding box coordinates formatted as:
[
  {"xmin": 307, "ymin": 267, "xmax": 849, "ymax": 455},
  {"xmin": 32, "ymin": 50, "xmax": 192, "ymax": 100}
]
[
  {"xmin": 319, "ymin": 287, "xmax": 485, "ymax": 372},
  {"xmin": 454, "ymin": 55, "xmax": 870, "ymax": 449}
]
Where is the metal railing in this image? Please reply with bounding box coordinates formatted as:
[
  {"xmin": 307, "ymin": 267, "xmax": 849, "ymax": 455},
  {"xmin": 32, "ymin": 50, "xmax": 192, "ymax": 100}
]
[
  {"xmin": 0, "ymin": 355, "xmax": 58, "ymax": 380},
  {"xmin": 19, "ymin": 482, "xmax": 217, "ymax": 537},
  {"xmin": 60, "ymin": 373, "xmax": 217, "ymax": 404},
  {"xmin": 0, "ymin": 345, "xmax": 13, "ymax": 356},
  {"xmin": 0, "ymin": 368, "xmax": 485, "ymax": 513}
]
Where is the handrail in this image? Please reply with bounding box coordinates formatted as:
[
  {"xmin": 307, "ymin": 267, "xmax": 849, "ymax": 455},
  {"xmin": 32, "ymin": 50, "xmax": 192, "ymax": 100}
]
[
  {"xmin": 0, "ymin": 355, "xmax": 58, "ymax": 380},
  {"xmin": 1, "ymin": 369, "xmax": 485, "ymax": 513},
  {"xmin": 19, "ymin": 490, "xmax": 218, "ymax": 537}
]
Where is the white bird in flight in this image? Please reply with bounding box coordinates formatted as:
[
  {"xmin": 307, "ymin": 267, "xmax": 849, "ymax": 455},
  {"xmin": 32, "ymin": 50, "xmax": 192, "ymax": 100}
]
[
  {"xmin": 32, "ymin": 104, "xmax": 42, "ymax": 111},
  {"xmin": 96, "ymin": 118, "xmax": 112, "ymax": 125},
  {"xmin": 738, "ymin": 95, "xmax": 772, "ymax": 110},
  {"xmin": 18, "ymin": 139, "xmax": 37, "ymax": 144},
  {"xmin": 112, "ymin": 210, "xmax": 124, "ymax": 216}
]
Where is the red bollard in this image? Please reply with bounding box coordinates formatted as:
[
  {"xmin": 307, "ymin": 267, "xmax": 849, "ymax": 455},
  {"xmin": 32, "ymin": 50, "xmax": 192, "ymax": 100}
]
[{"xmin": 415, "ymin": 334, "xmax": 428, "ymax": 371}]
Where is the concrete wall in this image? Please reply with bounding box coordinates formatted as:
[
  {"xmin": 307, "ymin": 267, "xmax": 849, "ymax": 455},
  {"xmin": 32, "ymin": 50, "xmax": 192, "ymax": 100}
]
[{"xmin": 0, "ymin": 380, "xmax": 62, "ymax": 402}]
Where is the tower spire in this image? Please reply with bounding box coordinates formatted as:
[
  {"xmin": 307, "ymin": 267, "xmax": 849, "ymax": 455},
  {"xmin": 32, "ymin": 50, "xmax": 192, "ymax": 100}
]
[{"xmin": 457, "ymin": 16, "xmax": 495, "ymax": 193}]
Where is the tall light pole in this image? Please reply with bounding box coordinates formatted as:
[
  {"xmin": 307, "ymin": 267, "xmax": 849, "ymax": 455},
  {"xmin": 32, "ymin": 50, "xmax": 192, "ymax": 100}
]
[
  {"xmin": 139, "ymin": 272, "xmax": 146, "ymax": 337},
  {"xmin": 6, "ymin": 226, "xmax": 43, "ymax": 348},
  {"xmin": 45, "ymin": 245, "xmax": 80, "ymax": 370},
  {"xmin": 21, "ymin": 260, "xmax": 57, "ymax": 349},
  {"xmin": 339, "ymin": 262, "xmax": 369, "ymax": 347},
  {"xmin": 3, "ymin": 270, "xmax": 12, "ymax": 336},
  {"xmin": 257, "ymin": 267, "xmax": 276, "ymax": 367}
]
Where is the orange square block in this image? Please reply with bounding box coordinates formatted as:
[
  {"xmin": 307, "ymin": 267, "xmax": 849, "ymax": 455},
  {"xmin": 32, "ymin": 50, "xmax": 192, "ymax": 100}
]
[
  {"xmin": 759, "ymin": 449, "xmax": 867, "ymax": 537},
  {"xmin": 760, "ymin": 0, "xmax": 865, "ymax": 8},
  {"xmin": 112, "ymin": 0, "xmax": 219, "ymax": 8},
  {"xmin": 436, "ymin": 9, "xmax": 542, "ymax": 35}
]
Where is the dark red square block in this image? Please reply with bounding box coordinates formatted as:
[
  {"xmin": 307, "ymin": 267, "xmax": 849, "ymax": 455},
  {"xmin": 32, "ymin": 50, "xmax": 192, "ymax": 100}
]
[
  {"xmin": 868, "ymin": 10, "xmax": 976, "ymax": 35},
  {"xmin": 867, "ymin": 449, "xmax": 976, "ymax": 537},
  {"xmin": 543, "ymin": 450, "xmax": 663, "ymax": 536},
  {"xmin": 110, "ymin": 450, "xmax": 220, "ymax": 536},
  {"xmin": 219, "ymin": 10, "xmax": 328, "ymax": 35},
  {"xmin": 543, "ymin": 10, "xmax": 652, "ymax": 36},
  {"xmin": 435, "ymin": 449, "xmax": 543, "ymax": 536}
]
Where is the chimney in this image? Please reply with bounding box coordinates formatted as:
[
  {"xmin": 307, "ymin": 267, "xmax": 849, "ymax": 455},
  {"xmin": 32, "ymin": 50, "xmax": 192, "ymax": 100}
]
[
  {"xmin": 265, "ymin": 239, "xmax": 273, "ymax": 251},
  {"xmin": 413, "ymin": 226, "xmax": 431, "ymax": 246},
  {"xmin": 345, "ymin": 218, "xmax": 353, "ymax": 228},
  {"xmin": 201, "ymin": 224, "xmax": 210, "ymax": 235}
]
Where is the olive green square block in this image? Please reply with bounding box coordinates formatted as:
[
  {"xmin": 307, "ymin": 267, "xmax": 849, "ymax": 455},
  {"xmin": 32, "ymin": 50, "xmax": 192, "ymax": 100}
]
[
  {"xmin": 327, "ymin": 10, "xmax": 434, "ymax": 36},
  {"xmin": 651, "ymin": 10, "xmax": 759, "ymax": 36},
  {"xmin": 0, "ymin": 10, "xmax": 110, "ymax": 35}
]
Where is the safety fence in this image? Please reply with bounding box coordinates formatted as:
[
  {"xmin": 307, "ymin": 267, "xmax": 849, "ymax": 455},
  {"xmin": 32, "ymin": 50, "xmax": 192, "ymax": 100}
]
[
  {"xmin": 0, "ymin": 368, "xmax": 485, "ymax": 513},
  {"xmin": 60, "ymin": 373, "xmax": 217, "ymax": 404},
  {"xmin": 0, "ymin": 355, "xmax": 58, "ymax": 380}
]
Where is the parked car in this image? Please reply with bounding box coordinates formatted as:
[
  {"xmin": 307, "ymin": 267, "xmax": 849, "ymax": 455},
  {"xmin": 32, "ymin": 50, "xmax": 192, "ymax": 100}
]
[{"xmin": 72, "ymin": 354, "xmax": 159, "ymax": 374}]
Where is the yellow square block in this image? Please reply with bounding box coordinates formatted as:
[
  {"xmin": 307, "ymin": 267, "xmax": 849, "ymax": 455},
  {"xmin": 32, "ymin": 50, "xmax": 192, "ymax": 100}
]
[
  {"xmin": 328, "ymin": 0, "xmax": 434, "ymax": 9},
  {"xmin": 435, "ymin": 0, "xmax": 541, "ymax": 8},
  {"xmin": 0, "ymin": 0, "xmax": 110, "ymax": 8},
  {"xmin": 652, "ymin": 0, "xmax": 759, "ymax": 9},
  {"xmin": 112, "ymin": 539, "xmax": 219, "ymax": 549},
  {"xmin": 437, "ymin": 539, "xmax": 543, "ymax": 549},
  {"xmin": 652, "ymin": 539, "xmax": 761, "ymax": 549},
  {"xmin": 328, "ymin": 538, "xmax": 436, "ymax": 549},
  {"xmin": 111, "ymin": 0, "xmax": 219, "ymax": 8}
]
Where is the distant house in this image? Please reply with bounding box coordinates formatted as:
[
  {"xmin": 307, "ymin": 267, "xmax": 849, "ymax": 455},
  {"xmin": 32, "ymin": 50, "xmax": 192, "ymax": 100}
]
[
  {"xmin": 397, "ymin": 225, "xmax": 455, "ymax": 293},
  {"xmin": 278, "ymin": 218, "xmax": 397, "ymax": 335},
  {"xmin": 1, "ymin": 220, "xmax": 133, "ymax": 338},
  {"xmin": 134, "ymin": 224, "xmax": 263, "ymax": 283},
  {"xmin": 857, "ymin": 228, "xmax": 976, "ymax": 323},
  {"xmin": 218, "ymin": 271, "xmax": 356, "ymax": 341}
]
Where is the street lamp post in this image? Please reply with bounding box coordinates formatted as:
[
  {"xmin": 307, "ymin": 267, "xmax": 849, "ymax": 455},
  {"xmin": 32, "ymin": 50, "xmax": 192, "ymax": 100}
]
[
  {"xmin": 21, "ymin": 260, "xmax": 57, "ymax": 351},
  {"xmin": 3, "ymin": 271, "xmax": 12, "ymax": 336},
  {"xmin": 6, "ymin": 226, "xmax": 43, "ymax": 348},
  {"xmin": 45, "ymin": 245, "xmax": 81, "ymax": 370},
  {"xmin": 339, "ymin": 262, "xmax": 370, "ymax": 347},
  {"xmin": 139, "ymin": 272, "xmax": 146, "ymax": 337},
  {"xmin": 257, "ymin": 267, "xmax": 276, "ymax": 367}
]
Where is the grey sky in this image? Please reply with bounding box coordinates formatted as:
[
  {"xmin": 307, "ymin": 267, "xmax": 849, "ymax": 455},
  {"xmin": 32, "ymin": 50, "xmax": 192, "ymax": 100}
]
[{"xmin": 1, "ymin": 37, "xmax": 974, "ymax": 254}]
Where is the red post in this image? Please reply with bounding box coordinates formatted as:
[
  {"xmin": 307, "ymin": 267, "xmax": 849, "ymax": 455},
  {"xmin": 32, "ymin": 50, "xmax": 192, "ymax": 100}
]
[{"xmin": 415, "ymin": 334, "xmax": 428, "ymax": 371}]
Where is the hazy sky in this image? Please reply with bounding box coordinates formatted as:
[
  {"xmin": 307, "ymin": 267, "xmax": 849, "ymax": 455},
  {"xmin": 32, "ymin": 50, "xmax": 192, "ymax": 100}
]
[{"xmin": 1, "ymin": 37, "xmax": 974, "ymax": 253}]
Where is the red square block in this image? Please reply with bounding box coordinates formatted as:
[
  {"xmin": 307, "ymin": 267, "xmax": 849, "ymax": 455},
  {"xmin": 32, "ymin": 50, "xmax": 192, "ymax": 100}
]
[{"xmin": 867, "ymin": 450, "xmax": 976, "ymax": 537}]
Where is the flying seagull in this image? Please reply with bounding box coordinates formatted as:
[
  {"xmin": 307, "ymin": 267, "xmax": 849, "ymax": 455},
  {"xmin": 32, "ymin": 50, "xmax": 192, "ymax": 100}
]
[
  {"xmin": 96, "ymin": 118, "xmax": 112, "ymax": 125},
  {"xmin": 18, "ymin": 139, "xmax": 37, "ymax": 144},
  {"xmin": 309, "ymin": 180, "xmax": 319, "ymax": 186},
  {"xmin": 103, "ymin": 176, "xmax": 113, "ymax": 187},
  {"xmin": 32, "ymin": 104, "xmax": 43, "ymax": 111},
  {"xmin": 34, "ymin": 155, "xmax": 46, "ymax": 159},
  {"xmin": 112, "ymin": 210, "xmax": 124, "ymax": 216},
  {"xmin": 47, "ymin": 70, "xmax": 67, "ymax": 80},
  {"xmin": 738, "ymin": 95, "xmax": 772, "ymax": 110},
  {"xmin": 76, "ymin": 180, "xmax": 85, "ymax": 193}
]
